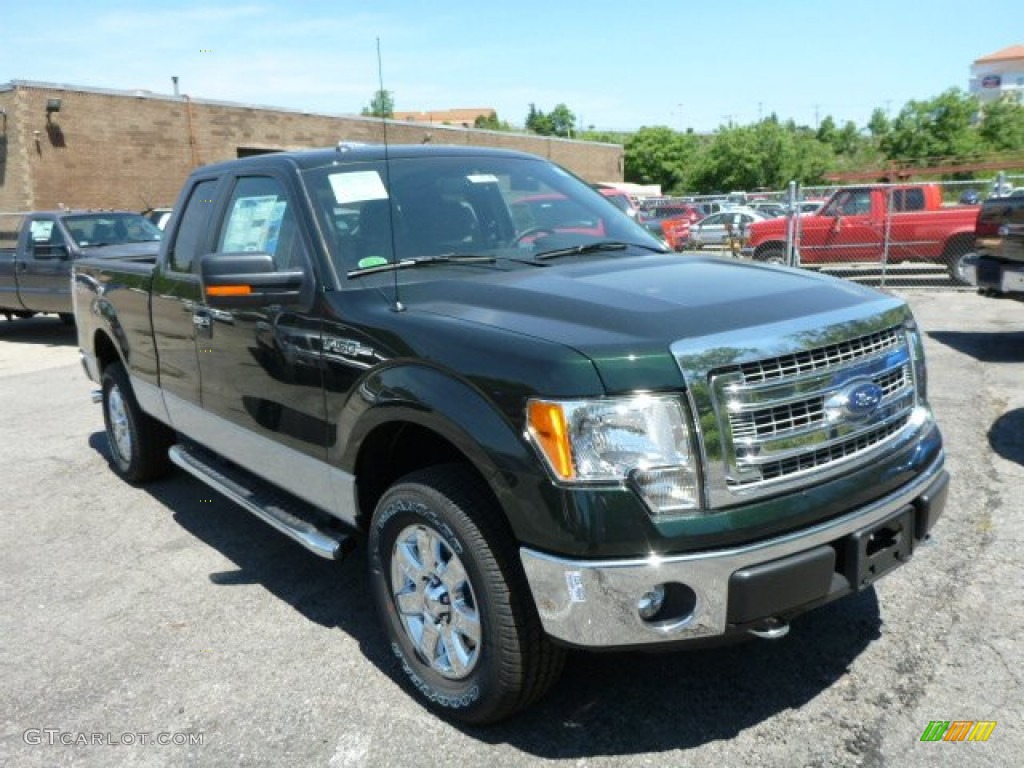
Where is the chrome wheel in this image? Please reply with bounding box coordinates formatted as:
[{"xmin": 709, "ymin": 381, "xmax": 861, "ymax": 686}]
[
  {"xmin": 389, "ymin": 523, "xmax": 482, "ymax": 680},
  {"xmin": 106, "ymin": 384, "xmax": 133, "ymax": 463}
]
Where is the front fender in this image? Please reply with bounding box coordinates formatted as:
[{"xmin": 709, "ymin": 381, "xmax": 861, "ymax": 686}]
[{"xmin": 333, "ymin": 363, "xmax": 562, "ymax": 540}]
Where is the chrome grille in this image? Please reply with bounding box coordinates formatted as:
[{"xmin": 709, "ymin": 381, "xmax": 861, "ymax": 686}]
[
  {"xmin": 711, "ymin": 325, "xmax": 917, "ymax": 493},
  {"xmin": 737, "ymin": 327, "xmax": 902, "ymax": 384}
]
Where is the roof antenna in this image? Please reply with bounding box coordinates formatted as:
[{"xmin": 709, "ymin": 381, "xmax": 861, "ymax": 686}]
[{"xmin": 376, "ymin": 37, "xmax": 403, "ymax": 313}]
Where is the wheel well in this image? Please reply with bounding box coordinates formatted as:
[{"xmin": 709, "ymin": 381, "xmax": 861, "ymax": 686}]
[
  {"xmin": 754, "ymin": 241, "xmax": 786, "ymax": 258},
  {"xmin": 354, "ymin": 422, "xmax": 498, "ymax": 530},
  {"xmin": 94, "ymin": 330, "xmax": 120, "ymax": 373},
  {"xmin": 942, "ymin": 232, "xmax": 975, "ymax": 257}
]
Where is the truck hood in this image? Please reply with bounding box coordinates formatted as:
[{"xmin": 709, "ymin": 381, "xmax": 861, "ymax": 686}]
[{"xmin": 405, "ymin": 254, "xmax": 899, "ymax": 392}]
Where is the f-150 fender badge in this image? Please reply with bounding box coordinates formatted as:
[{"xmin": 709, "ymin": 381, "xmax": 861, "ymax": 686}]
[
  {"xmin": 825, "ymin": 379, "xmax": 884, "ymax": 422},
  {"xmin": 322, "ymin": 336, "xmax": 377, "ymax": 359}
]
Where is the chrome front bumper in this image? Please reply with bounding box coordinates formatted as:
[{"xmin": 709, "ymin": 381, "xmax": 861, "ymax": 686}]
[{"xmin": 519, "ymin": 453, "xmax": 946, "ymax": 648}]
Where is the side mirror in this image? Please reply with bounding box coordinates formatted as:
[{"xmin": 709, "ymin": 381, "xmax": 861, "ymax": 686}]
[
  {"xmin": 200, "ymin": 252, "xmax": 309, "ymax": 309},
  {"xmin": 31, "ymin": 242, "xmax": 69, "ymax": 260}
]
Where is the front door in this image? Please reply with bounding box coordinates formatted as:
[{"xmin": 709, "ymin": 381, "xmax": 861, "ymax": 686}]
[
  {"xmin": 17, "ymin": 216, "xmax": 70, "ymax": 313},
  {"xmin": 193, "ymin": 172, "xmax": 332, "ymax": 504}
]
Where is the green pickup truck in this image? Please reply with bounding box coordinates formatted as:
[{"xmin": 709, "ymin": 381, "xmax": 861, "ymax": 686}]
[{"xmin": 73, "ymin": 144, "xmax": 948, "ymax": 723}]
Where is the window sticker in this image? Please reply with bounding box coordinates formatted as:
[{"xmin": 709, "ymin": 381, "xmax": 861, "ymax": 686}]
[
  {"xmin": 221, "ymin": 196, "xmax": 287, "ymax": 253},
  {"xmin": 29, "ymin": 220, "xmax": 55, "ymax": 243},
  {"xmin": 328, "ymin": 171, "xmax": 389, "ymax": 204},
  {"xmin": 467, "ymin": 174, "xmax": 499, "ymax": 184}
]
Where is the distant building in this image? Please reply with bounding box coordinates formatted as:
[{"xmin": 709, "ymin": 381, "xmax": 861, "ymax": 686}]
[
  {"xmin": 969, "ymin": 45, "xmax": 1024, "ymax": 103},
  {"xmin": 392, "ymin": 108, "xmax": 497, "ymax": 127},
  {"xmin": 0, "ymin": 82, "xmax": 621, "ymax": 212}
]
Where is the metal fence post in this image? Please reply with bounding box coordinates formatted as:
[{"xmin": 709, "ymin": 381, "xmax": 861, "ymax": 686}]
[
  {"xmin": 880, "ymin": 187, "xmax": 893, "ymax": 290},
  {"xmin": 785, "ymin": 181, "xmax": 797, "ymax": 267}
]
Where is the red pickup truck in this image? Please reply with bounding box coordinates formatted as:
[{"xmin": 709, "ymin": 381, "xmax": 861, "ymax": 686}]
[{"xmin": 744, "ymin": 185, "xmax": 978, "ymax": 281}]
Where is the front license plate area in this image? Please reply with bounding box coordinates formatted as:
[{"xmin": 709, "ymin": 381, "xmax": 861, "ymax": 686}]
[{"xmin": 845, "ymin": 506, "xmax": 914, "ymax": 589}]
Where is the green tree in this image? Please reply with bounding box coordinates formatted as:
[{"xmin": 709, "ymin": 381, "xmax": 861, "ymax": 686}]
[
  {"xmin": 624, "ymin": 126, "xmax": 702, "ymax": 193},
  {"xmin": 880, "ymin": 88, "xmax": 982, "ymax": 164},
  {"xmin": 525, "ymin": 103, "xmax": 577, "ymax": 137},
  {"xmin": 361, "ymin": 89, "xmax": 394, "ymax": 118},
  {"xmin": 977, "ymin": 95, "xmax": 1024, "ymax": 152},
  {"xmin": 867, "ymin": 108, "xmax": 890, "ymax": 140},
  {"xmin": 525, "ymin": 103, "xmax": 553, "ymax": 135},
  {"xmin": 816, "ymin": 115, "xmax": 837, "ymax": 146},
  {"xmin": 548, "ymin": 104, "xmax": 577, "ymax": 137},
  {"xmin": 688, "ymin": 119, "xmax": 833, "ymax": 193},
  {"xmin": 473, "ymin": 112, "xmax": 512, "ymax": 131}
]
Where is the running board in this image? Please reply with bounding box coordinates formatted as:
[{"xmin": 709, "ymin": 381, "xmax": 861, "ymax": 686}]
[{"xmin": 168, "ymin": 443, "xmax": 352, "ymax": 560}]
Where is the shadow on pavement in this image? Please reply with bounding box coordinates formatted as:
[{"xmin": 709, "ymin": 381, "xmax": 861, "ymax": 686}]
[
  {"xmin": 989, "ymin": 408, "xmax": 1024, "ymax": 466},
  {"xmin": 0, "ymin": 315, "xmax": 77, "ymax": 346},
  {"xmin": 927, "ymin": 329, "xmax": 1024, "ymax": 363},
  {"xmin": 87, "ymin": 430, "xmax": 882, "ymax": 757}
]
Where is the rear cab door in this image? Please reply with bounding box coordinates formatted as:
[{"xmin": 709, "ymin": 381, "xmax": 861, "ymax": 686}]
[
  {"xmin": 0, "ymin": 214, "xmax": 25, "ymax": 310},
  {"xmin": 151, "ymin": 174, "xmax": 225, "ymax": 417}
]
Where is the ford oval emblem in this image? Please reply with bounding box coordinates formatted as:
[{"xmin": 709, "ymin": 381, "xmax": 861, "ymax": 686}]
[{"xmin": 825, "ymin": 380, "xmax": 884, "ymax": 421}]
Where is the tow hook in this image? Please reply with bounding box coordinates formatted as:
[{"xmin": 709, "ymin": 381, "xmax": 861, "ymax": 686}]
[{"xmin": 747, "ymin": 617, "xmax": 790, "ymax": 640}]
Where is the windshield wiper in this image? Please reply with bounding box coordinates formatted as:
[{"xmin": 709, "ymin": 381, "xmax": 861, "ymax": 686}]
[
  {"xmin": 534, "ymin": 240, "xmax": 668, "ymax": 261},
  {"xmin": 347, "ymin": 253, "xmax": 496, "ymax": 277}
]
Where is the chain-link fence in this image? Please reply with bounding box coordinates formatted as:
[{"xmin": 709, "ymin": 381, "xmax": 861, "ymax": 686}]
[{"xmin": 646, "ymin": 172, "xmax": 1024, "ymax": 289}]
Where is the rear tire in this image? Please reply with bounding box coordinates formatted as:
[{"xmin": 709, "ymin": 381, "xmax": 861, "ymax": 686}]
[
  {"xmin": 755, "ymin": 245, "xmax": 787, "ymax": 265},
  {"xmin": 101, "ymin": 362, "xmax": 174, "ymax": 483},
  {"xmin": 942, "ymin": 237, "xmax": 975, "ymax": 285},
  {"xmin": 368, "ymin": 464, "xmax": 564, "ymax": 724}
]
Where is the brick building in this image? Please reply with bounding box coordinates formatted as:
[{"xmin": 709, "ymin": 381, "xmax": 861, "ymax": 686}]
[{"xmin": 0, "ymin": 81, "xmax": 623, "ymax": 212}]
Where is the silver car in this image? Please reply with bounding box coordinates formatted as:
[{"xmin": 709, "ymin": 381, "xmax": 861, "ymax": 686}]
[{"xmin": 688, "ymin": 208, "xmax": 769, "ymax": 248}]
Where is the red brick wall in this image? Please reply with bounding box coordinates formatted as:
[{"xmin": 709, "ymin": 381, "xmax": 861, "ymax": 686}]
[{"xmin": 0, "ymin": 84, "xmax": 623, "ymax": 212}]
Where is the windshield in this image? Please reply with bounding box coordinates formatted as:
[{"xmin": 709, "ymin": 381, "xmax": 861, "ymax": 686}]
[
  {"xmin": 300, "ymin": 154, "xmax": 664, "ymax": 284},
  {"xmin": 63, "ymin": 213, "xmax": 163, "ymax": 246}
]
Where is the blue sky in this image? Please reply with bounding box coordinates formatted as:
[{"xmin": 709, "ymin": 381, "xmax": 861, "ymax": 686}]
[{"xmin": 1, "ymin": 1, "xmax": 1018, "ymax": 133}]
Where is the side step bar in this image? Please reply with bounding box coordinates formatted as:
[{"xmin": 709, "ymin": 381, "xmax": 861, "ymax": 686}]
[{"xmin": 168, "ymin": 443, "xmax": 352, "ymax": 560}]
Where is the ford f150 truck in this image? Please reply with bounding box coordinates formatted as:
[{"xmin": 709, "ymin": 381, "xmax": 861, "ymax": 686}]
[
  {"xmin": 964, "ymin": 192, "xmax": 1024, "ymax": 299},
  {"xmin": 74, "ymin": 144, "xmax": 948, "ymax": 724},
  {"xmin": 744, "ymin": 184, "xmax": 977, "ymax": 282},
  {"xmin": 1, "ymin": 210, "xmax": 162, "ymax": 323}
]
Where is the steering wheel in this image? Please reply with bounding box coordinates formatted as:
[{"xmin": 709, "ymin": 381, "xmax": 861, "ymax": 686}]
[{"xmin": 513, "ymin": 227, "xmax": 556, "ymax": 245}]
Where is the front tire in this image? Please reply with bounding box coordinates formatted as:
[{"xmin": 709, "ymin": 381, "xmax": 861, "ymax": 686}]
[
  {"xmin": 101, "ymin": 362, "xmax": 174, "ymax": 483},
  {"xmin": 368, "ymin": 465, "xmax": 564, "ymax": 724}
]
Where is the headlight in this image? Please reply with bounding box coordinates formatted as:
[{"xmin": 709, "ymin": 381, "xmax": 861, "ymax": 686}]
[
  {"xmin": 904, "ymin": 316, "xmax": 928, "ymax": 403},
  {"xmin": 527, "ymin": 395, "xmax": 700, "ymax": 516}
]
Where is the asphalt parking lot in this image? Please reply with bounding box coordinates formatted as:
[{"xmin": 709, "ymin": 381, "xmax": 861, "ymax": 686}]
[{"xmin": 1, "ymin": 289, "xmax": 1021, "ymax": 768}]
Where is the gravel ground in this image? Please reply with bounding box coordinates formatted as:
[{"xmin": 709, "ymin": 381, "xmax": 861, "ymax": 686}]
[{"xmin": 1, "ymin": 289, "xmax": 1021, "ymax": 767}]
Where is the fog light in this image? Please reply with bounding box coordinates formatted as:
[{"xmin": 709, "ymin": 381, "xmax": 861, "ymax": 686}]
[{"xmin": 637, "ymin": 584, "xmax": 666, "ymax": 620}]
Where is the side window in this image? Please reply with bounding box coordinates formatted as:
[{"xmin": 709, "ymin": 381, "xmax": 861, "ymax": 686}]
[
  {"xmin": 892, "ymin": 189, "xmax": 925, "ymax": 212},
  {"xmin": 218, "ymin": 176, "xmax": 307, "ymax": 270},
  {"xmin": 169, "ymin": 179, "xmax": 219, "ymax": 273}
]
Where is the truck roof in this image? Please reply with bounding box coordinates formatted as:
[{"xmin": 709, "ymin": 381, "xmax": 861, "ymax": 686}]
[{"xmin": 195, "ymin": 143, "xmax": 544, "ymax": 175}]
